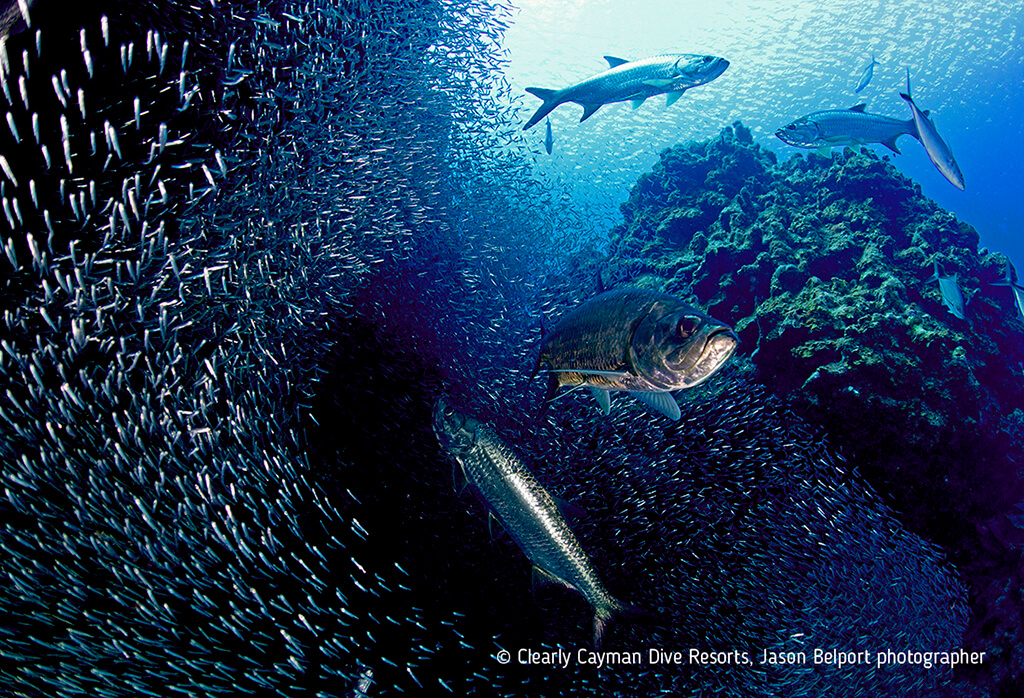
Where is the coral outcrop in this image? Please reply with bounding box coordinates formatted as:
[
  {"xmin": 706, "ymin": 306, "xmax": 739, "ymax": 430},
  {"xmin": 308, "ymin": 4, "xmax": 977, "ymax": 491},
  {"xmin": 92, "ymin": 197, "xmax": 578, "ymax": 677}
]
[
  {"xmin": 609, "ymin": 122, "xmax": 1024, "ymax": 535},
  {"xmin": 607, "ymin": 123, "xmax": 1024, "ymax": 696}
]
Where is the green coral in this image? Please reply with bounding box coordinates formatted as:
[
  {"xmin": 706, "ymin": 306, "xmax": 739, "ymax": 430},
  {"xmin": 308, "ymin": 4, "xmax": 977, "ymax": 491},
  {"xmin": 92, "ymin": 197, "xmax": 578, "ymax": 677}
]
[
  {"xmin": 611, "ymin": 126, "xmax": 1024, "ymax": 531},
  {"xmin": 608, "ymin": 123, "xmax": 1024, "ymax": 698}
]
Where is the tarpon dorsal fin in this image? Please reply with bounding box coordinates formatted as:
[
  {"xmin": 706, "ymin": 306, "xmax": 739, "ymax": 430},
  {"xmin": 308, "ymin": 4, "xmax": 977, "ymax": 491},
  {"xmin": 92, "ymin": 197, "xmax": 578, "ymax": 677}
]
[
  {"xmin": 487, "ymin": 512, "xmax": 505, "ymax": 539},
  {"xmin": 629, "ymin": 391, "xmax": 681, "ymax": 421},
  {"xmin": 666, "ymin": 90, "xmax": 685, "ymax": 107},
  {"xmin": 604, "ymin": 55, "xmax": 630, "ymax": 68},
  {"xmin": 849, "ymin": 103, "xmax": 867, "ymax": 112},
  {"xmin": 589, "ymin": 387, "xmax": 611, "ymax": 415},
  {"xmin": 453, "ymin": 461, "xmax": 468, "ymax": 495}
]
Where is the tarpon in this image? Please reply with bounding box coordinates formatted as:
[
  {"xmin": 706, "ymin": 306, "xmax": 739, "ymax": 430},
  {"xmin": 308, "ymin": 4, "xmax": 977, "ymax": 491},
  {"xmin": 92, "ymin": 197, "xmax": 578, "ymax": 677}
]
[
  {"xmin": 926, "ymin": 262, "xmax": 966, "ymax": 319},
  {"xmin": 544, "ymin": 117, "xmax": 553, "ymax": 155},
  {"xmin": 900, "ymin": 69, "xmax": 965, "ymax": 190},
  {"xmin": 992, "ymin": 259, "xmax": 1024, "ymax": 320},
  {"xmin": 432, "ymin": 398, "xmax": 645, "ymax": 648},
  {"xmin": 533, "ymin": 288, "xmax": 738, "ymax": 421},
  {"xmin": 855, "ymin": 55, "xmax": 878, "ymax": 93},
  {"xmin": 775, "ymin": 104, "xmax": 918, "ymax": 155},
  {"xmin": 523, "ymin": 54, "xmax": 729, "ymax": 130}
]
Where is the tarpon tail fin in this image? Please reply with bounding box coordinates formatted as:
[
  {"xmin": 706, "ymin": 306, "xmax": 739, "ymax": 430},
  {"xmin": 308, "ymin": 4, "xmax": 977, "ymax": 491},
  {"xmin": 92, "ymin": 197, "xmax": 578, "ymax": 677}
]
[
  {"xmin": 899, "ymin": 67, "xmax": 914, "ymax": 105},
  {"xmin": 593, "ymin": 596, "xmax": 659, "ymax": 651},
  {"xmin": 524, "ymin": 88, "xmax": 561, "ymax": 130}
]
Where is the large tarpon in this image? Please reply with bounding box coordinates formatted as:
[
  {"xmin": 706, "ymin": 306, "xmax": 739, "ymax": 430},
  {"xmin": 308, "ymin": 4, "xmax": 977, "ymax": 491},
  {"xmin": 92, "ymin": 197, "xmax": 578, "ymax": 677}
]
[
  {"xmin": 900, "ymin": 69, "xmax": 965, "ymax": 190},
  {"xmin": 432, "ymin": 398, "xmax": 644, "ymax": 648},
  {"xmin": 522, "ymin": 54, "xmax": 729, "ymax": 130},
  {"xmin": 775, "ymin": 104, "xmax": 918, "ymax": 155},
  {"xmin": 533, "ymin": 288, "xmax": 738, "ymax": 421}
]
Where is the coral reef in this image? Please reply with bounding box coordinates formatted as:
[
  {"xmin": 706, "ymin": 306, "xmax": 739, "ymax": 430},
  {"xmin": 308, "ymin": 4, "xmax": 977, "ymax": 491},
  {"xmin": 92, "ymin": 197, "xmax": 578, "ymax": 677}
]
[
  {"xmin": 610, "ymin": 122, "xmax": 1024, "ymax": 531},
  {"xmin": 607, "ymin": 122, "xmax": 1024, "ymax": 695}
]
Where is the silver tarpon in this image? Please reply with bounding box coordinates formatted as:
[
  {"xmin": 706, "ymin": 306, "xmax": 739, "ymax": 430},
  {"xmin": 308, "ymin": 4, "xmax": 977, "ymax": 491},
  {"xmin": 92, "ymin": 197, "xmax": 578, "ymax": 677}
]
[
  {"xmin": 775, "ymin": 104, "xmax": 918, "ymax": 155},
  {"xmin": 900, "ymin": 69, "xmax": 965, "ymax": 190},
  {"xmin": 992, "ymin": 259, "xmax": 1024, "ymax": 320},
  {"xmin": 523, "ymin": 54, "xmax": 729, "ymax": 130},
  {"xmin": 432, "ymin": 398, "xmax": 643, "ymax": 648},
  {"xmin": 926, "ymin": 262, "xmax": 966, "ymax": 319}
]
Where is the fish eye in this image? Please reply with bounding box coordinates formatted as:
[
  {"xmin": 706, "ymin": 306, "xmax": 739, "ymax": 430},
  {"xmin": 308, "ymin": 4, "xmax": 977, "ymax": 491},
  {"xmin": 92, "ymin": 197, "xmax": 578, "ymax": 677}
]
[
  {"xmin": 677, "ymin": 315, "xmax": 701, "ymax": 338},
  {"xmin": 703, "ymin": 56, "xmax": 713, "ymax": 63}
]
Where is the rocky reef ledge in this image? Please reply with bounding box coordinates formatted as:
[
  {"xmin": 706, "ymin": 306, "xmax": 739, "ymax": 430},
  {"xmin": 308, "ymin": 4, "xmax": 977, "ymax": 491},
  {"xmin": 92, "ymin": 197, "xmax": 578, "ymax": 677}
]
[
  {"xmin": 607, "ymin": 123, "xmax": 1024, "ymax": 693},
  {"xmin": 610, "ymin": 122, "xmax": 1024, "ymax": 533}
]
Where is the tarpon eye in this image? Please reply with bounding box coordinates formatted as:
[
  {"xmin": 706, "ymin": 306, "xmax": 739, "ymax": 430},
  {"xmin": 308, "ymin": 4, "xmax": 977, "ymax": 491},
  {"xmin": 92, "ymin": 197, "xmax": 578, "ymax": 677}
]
[
  {"xmin": 702, "ymin": 56, "xmax": 713, "ymax": 63},
  {"xmin": 677, "ymin": 315, "xmax": 701, "ymax": 338}
]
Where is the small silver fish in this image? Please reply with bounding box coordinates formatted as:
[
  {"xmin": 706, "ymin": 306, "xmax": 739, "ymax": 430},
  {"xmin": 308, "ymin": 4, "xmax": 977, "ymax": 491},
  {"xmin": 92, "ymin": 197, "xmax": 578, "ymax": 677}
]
[
  {"xmin": 926, "ymin": 261, "xmax": 965, "ymax": 319},
  {"xmin": 544, "ymin": 117, "xmax": 553, "ymax": 155},
  {"xmin": 775, "ymin": 104, "xmax": 917, "ymax": 155},
  {"xmin": 900, "ymin": 70, "xmax": 965, "ymax": 190},
  {"xmin": 855, "ymin": 55, "xmax": 878, "ymax": 93},
  {"xmin": 523, "ymin": 53, "xmax": 729, "ymax": 130},
  {"xmin": 432, "ymin": 398, "xmax": 645, "ymax": 648}
]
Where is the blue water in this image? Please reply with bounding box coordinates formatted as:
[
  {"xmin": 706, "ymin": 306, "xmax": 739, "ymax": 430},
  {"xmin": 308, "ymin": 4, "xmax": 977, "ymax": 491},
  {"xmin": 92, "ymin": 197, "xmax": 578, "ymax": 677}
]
[{"xmin": 502, "ymin": 0, "xmax": 1024, "ymax": 268}]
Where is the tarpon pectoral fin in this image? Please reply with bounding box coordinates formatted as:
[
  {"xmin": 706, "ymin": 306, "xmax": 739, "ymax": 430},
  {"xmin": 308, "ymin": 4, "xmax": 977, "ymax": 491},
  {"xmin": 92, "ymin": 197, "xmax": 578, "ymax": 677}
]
[
  {"xmin": 641, "ymin": 78, "xmax": 674, "ymax": 88},
  {"xmin": 603, "ymin": 55, "xmax": 630, "ymax": 68},
  {"xmin": 666, "ymin": 90, "xmax": 684, "ymax": 107},
  {"xmin": 849, "ymin": 103, "xmax": 867, "ymax": 112},
  {"xmin": 816, "ymin": 146, "xmax": 832, "ymax": 157},
  {"xmin": 487, "ymin": 512, "xmax": 505, "ymax": 539},
  {"xmin": 630, "ymin": 98, "xmax": 646, "ymax": 109},
  {"xmin": 630, "ymin": 391, "xmax": 681, "ymax": 421},
  {"xmin": 580, "ymin": 104, "xmax": 602, "ymax": 122},
  {"xmin": 589, "ymin": 387, "xmax": 611, "ymax": 415},
  {"xmin": 453, "ymin": 461, "xmax": 468, "ymax": 495}
]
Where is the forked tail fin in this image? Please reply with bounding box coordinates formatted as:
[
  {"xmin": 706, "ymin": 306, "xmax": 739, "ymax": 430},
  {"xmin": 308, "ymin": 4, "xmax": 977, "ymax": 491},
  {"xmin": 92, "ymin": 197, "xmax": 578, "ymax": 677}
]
[
  {"xmin": 524, "ymin": 88, "xmax": 561, "ymax": 130},
  {"xmin": 593, "ymin": 596, "xmax": 659, "ymax": 651}
]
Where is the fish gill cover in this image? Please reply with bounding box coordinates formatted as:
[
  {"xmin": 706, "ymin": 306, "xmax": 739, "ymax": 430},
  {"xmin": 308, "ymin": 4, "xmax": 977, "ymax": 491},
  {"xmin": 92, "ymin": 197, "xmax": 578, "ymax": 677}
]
[{"xmin": 0, "ymin": 2, "xmax": 1019, "ymax": 698}]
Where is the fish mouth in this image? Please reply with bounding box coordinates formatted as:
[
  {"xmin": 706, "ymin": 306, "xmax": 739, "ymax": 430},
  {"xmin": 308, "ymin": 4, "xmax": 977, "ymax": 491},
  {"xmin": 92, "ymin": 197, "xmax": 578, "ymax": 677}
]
[{"xmin": 704, "ymin": 326, "xmax": 739, "ymax": 363}]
